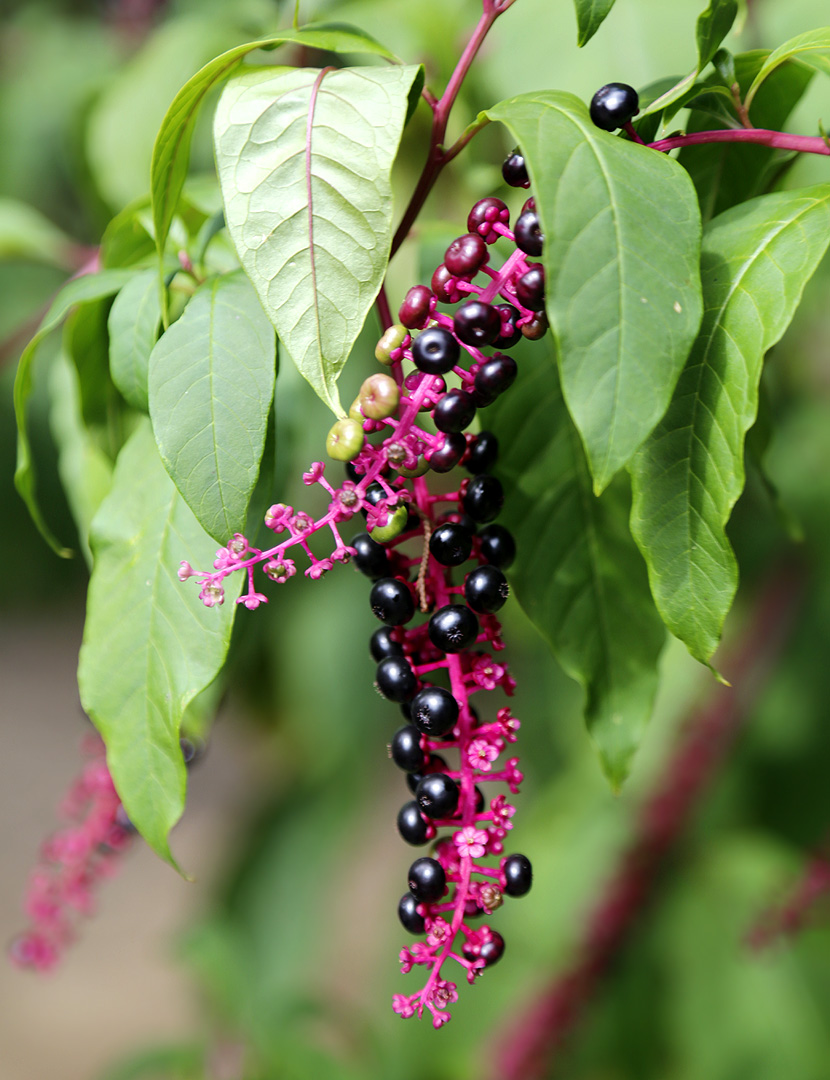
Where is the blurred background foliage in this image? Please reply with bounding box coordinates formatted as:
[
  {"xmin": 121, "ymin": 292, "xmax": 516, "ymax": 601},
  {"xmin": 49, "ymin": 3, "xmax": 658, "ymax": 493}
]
[{"xmin": 3, "ymin": 0, "xmax": 830, "ymax": 1077}]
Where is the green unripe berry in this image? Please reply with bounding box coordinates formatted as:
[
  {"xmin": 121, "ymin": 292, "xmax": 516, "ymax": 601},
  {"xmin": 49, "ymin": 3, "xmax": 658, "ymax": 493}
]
[
  {"xmin": 375, "ymin": 324, "xmax": 408, "ymax": 364},
  {"xmin": 397, "ymin": 457, "xmax": 429, "ymax": 478},
  {"xmin": 326, "ymin": 418, "xmax": 364, "ymax": 461},
  {"xmin": 349, "ymin": 397, "xmax": 364, "ymax": 422},
  {"xmin": 359, "ymin": 374, "xmax": 399, "ymax": 420},
  {"xmin": 370, "ymin": 503, "xmax": 408, "ymax": 542}
]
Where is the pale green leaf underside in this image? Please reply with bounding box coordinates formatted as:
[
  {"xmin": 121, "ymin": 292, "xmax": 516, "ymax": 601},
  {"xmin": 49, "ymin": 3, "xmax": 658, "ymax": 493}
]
[
  {"xmin": 630, "ymin": 185, "xmax": 830, "ymax": 663},
  {"xmin": 78, "ymin": 420, "xmax": 241, "ymax": 865},
  {"xmin": 573, "ymin": 0, "xmax": 616, "ymax": 47},
  {"xmin": 214, "ymin": 64, "xmax": 420, "ymax": 416},
  {"xmin": 745, "ymin": 27, "xmax": 830, "ymax": 109},
  {"xmin": 108, "ymin": 267, "xmax": 162, "ymax": 412},
  {"xmin": 149, "ymin": 272, "xmax": 276, "ymax": 542},
  {"xmin": 489, "ymin": 355, "xmax": 665, "ymax": 788},
  {"xmin": 486, "ymin": 91, "xmax": 703, "ymax": 492}
]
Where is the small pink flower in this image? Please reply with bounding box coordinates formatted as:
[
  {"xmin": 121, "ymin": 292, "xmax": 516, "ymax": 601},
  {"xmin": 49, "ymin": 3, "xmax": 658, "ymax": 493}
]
[
  {"xmin": 177, "ymin": 561, "xmax": 194, "ymax": 581},
  {"xmin": 331, "ymin": 546, "xmax": 354, "ymax": 563},
  {"xmin": 227, "ymin": 533, "xmax": 249, "ymax": 557},
  {"xmin": 471, "ymin": 654, "xmax": 505, "ymax": 690},
  {"xmin": 290, "ymin": 511, "xmax": 314, "ymax": 534},
  {"xmin": 467, "ymin": 738, "xmax": 500, "ymax": 772},
  {"xmin": 305, "ymin": 558, "xmax": 333, "ymax": 580},
  {"xmin": 399, "ymin": 947, "xmax": 415, "ymax": 974},
  {"xmin": 236, "ymin": 591, "xmax": 268, "ymax": 610},
  {"xmin": 392, "ymin": 994, "xmax": 417, "ymax": 1018},
  {"xmin": 454, "ymin": 826, "xmax": 488, "ymax": 860},
  {"xmin": 497, "ymin": 706, "xmax": 521, "ymax": 742},
  {"xmin": 303, "ymin": 462, "xmax": 325, "ymax": 485},
  {"xmin": 263, "ymin": 558, "xmax": 296, "ymax": 584},
  {"xmin": 490, "ymin": 794, "xmax": 516, "ymax": 829},
  {"xmin": 264, "ymin": 503, "xmax": 293, "ymax": 531},
  {"xmin": 199, "ymin": 583, "xmax": 225, "ymax": 607},
  {"xmin": 430, "ymin": 978, "xmax": 458, "ymax": 1008},
  {"xmin": 426, "ymin": 917, "xmax": 451, "ymax": 947}
]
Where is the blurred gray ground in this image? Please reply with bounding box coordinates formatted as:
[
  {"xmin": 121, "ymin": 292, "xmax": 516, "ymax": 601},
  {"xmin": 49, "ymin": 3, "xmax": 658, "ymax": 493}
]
[{"xmin": 0, "ymin": 604, "xmax": 251, "ymax": 1080}]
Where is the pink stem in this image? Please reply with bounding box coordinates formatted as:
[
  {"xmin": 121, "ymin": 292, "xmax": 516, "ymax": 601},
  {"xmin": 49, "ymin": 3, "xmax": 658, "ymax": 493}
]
[{"xmin": 649, "ymin": 127, "xmax": 830, "ymax": 156}]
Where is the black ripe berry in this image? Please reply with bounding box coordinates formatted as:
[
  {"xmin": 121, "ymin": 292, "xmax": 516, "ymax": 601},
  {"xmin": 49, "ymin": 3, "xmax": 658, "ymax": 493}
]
[
  {"xmin": 433, "ymin": 388, "xmax": 477, "ymax": 434},
  {"xmin": 428, "ymin": 605, "xmax": 480, "ymax": 653},
  {"xmin": 370, "ymin": 627, "xmax": 403, "ymax": 662},
  {"xmin": 589, "ymin": 82, "xmax": 640, "ymax": 131},
  {"xmin": 454, "ymin": 300, "xmax": 501, "ymax": 348},
  {"xmin": 406, "ymin": 753, "xmax": 448, "ymax": 795},
  {"xmin": 375, "ymin": 656, "xmax": 417, "ymax": 703},
  {"xmin": 464, "ymin": 565, "xmax": 509, "ymax": 614},
  {"xmin": 399, "ymin": 284, "xmax": 433, "ymax": 329},
  {"xmin": 462, "ymin": 475, "xmax": 504, "ymax": 523},
  {"xmin": 390, "ymin": 725, "xmax": 427, "ymax": 772},
  {"xmin": 502, "ymin": 147, "xmax": 530, "ymax": 188},
  {"xmin": 416, "ymin": 772, "xmax": 460, "ymax": 819},
  {"xmin": 429, "ymin": 432, "xmax": 466, "ymax": 473},
  {"xmin": 398, "ymin": 892, "xmax": 426, "ymax": 934},
  {"xmin": 350, "ymin": 532, "xmax": 389, "ymax": 578},
  {"xmin": 480, "ymin": 931, "xmax": 506, "ymax": 966},
  {"xmin": 410, "ymin": 686, "xmax": 459, "ymax": 737},
  {"xmin": 465, "ymin": 431, "xmax": 499, "ymax": 474},
  {"xmin": 445, "ymin": 232, "xmax": 488, "ymax": 277},
  {"xmin": 370, "ymin": 577, "xmax": 415, "ymax": 625},
  {"xmin": 412, "ymin": 326, "xmax": 460, "ymax": 375},
  {"xmin": 467, "ymin": 197, "xmax": 509, "ymax": 244},
  {"xmin": 515, "ymin": 264, "xmax": 545, "ymax": 312},
  {"xmin": 361, "ymin": 481, "xmax": 386, "ymax": 514},
  {"xmin": 494, "ymin": 303, "xmax": 522, "ymax": 350},
  {"xmin": 478, "ymin": 524, "xmax": 516, "ymax": 569},
  {"xmin": 408, "ymin": 856, "xmax": 447, "ymax": 902},
  {"xmin": 397, "ymin": 801, "xmax": 430, "ymax": 845},
  {"xmin": 429, "ymin": 522, "xmax": 473, "ymax": 566},
  {"xmin": 473, "ymin": 353, "xmax": 517, "ymax": 406},
  {"xmin": 514, "ymin": 210, "xmax": 544, "ymax": 257},
  {"xmin": 502, "ymin": 853, "xmax": 533, "ymax": 896}
]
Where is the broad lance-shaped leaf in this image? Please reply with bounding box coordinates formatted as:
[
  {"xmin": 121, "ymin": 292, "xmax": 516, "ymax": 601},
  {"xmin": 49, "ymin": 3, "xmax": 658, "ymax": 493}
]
[
  {"xmin": 78, "ymin": 419, "xmax": 241, "ymax": 865},
  {"xmin": 215, "ymin": 64, "xmax": 421, "ymax": 417},
  {"xmin": 108, "ymin": 267, "xmax": 162, "ymax": 412},
  {"xmin": 486, "ymin": 91, "xmax": 702, "ymax": 493},
  {"xmin": 573, "ymin": 0, "xmax": 616, "ymax": 47},
  {"xmin": 488, "ymin": 352, "xmax": 666, "ymax": 788},
  {"xmin": 745, "ymin": 27, "xmax": 830, "ymax": 109},
  {"xmin": 630, "ymin": 185, "xmax": 830, "ymax": 663},
  {"xmin": 149, "ymin": 272, "xmax": 276, "ymax": 542}
]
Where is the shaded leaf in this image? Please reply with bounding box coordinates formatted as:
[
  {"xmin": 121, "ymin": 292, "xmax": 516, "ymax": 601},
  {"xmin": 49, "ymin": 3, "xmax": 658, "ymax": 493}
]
[
  {"xmin": 486, "ymin": 91, "xmax": 702, "ymax": 492},
  {"xmin": 149, "ymin": 273, "xmax": 276, "ymax": 541},
  {"xmin": 745, "ymin": 27, "xmax": 830, "ymax": 110},
  {"xmin": 0, "ymin": 198, "xmax": 74, "ymax": 268},
  {"xmin": 78, "ymin": 419, "xmax": 241, "ymax": 865},
  {"xmin": 630, "ymin": 185, "xmax": 830, "ymax": 663},
  {"xmin": 214, "ymin": 64, "xmax": 421, "ymax": 416},
  {"xmin": 108, "ymin": 268, "xmax": 163, "ymax": 412},
  {"xmin": 573, "ymin": 0, "xmax": 616, "ymax": 47}
]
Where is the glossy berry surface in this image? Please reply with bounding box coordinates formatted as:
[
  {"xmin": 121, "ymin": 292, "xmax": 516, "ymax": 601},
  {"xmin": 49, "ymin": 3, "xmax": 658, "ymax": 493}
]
[
  {"xmin": 515, "ymin": 264, "xmax": 545, "ymax": 311},
  {"xmin": 521, "ymin": 311, "xmax": 548, "ymax": 340},
  {"xmin": 493, "ymin": 303, "xmax": 522, "ymax": 349},
  {"xmin": 370, "ymin": 627, "xmax": 403, "ymax": 662},
  {"xmin": 473, "ymin": 354, "xmax": 517, "ymax": 405},
  {"xmin": 445, "ymin": 233, "xmax": 488, "ymax": 276},
  {"xmin": 399, "ymin": 285, "xmax": 432, "ymax": 329},
  {"xmin": 416, "ymin": 772, "xmax": 460, "ymax": 819},
  {"xmin": 478, "ymin": 524, "xmax": 516, "ymax": 569},
  {"xmin": 589, "ymin": 82, "xmax": 640, "ymax": 131},
  {"xmin": 521, "ymin": 196, "xmax": 536, "ymax": 216},
  {"xmin": 408, "ymin": 857, "xmax": 447, "ymax": 902},
  {"xmin": 428, "ymin": 605, "xmax": 480, "ymax": 653},
  {"xmin": 503, "ymin": 853, "xmax": 533, "ymax": 896},
  {"xmin": 514, "ymin": 210, "xmax": 544, "ymax": 256},
  {"xmin": 462, "ymin": 475, "xmax": 504, "ymax": 523},
  {"xmin": 397, "ymin": 801, "xmax": 430, "ymax": 845},
  {"xmin": 370, "ymin": 578, "xmax": 415, "ymax": 626},
  {"xmin": 433, "ymin": 388, "xmax": 477, "ymax": 434},
  {"xmin": 390, "ymin": 725, "xmax": 428, "ymax": 772},
  {"xmin": 480, "ymin": 931, "xmax": 506, "ymax": 966},
  {"xmin": 406, "ymin": 753, "xmax": 448, "ymax": 795},
  {"xmin": 410, "ymin": 686, "xmax": 459, "ymax": 737},
  {"xmin": 428, "ymin": 432, "xmax": 466, "ymax": 473},
  {"xmin": 453, "ymin": 300, "xmax": 502, "ymax": 348},
  {"xmin": 464, "ymin": 565, "xmax": 509, "ymax": 614},
  {"xmin": 431, "ymin": 263, "xmax": 464, "ymax": 304},
  {"xmin": 411, "ymin": 326, "xmax": 460, "ymax": 375},
  {"xmin": 398, "ymin": 893, "xmax": 426, "ymax": 934},
  {"xmin": 429, "ymin": 522, "xmax": 473, "ymax": 566},
  {"xmin": 467, "ymin": 196, "xmax": 509, "ymax": 243},
  {"xmin": 465, "ymin": 431, "xmax": 499, "ymax": 474},
  {"xmin": 376, "ymin": 656, "xmax": 417, "ymax": 702},
  {"xmin": 502, "ymin": 148, "xmax": 530, "ymax": 188},
  {"xmin": 350, "ymin": 532, "xmax": 389, "ymax": 579}
]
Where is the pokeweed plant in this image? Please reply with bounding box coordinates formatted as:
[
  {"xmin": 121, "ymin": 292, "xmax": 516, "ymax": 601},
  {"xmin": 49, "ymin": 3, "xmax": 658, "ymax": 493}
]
[{"xmin": 9, "ymin": 0, "xmax": 830, "ymax": 1032}]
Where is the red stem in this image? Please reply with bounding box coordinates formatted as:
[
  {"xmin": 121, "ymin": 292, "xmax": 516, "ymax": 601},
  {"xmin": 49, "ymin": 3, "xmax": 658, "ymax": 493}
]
[{"xmin": 649, "ymin": 127, "xmax": 830, "ymax": 157}]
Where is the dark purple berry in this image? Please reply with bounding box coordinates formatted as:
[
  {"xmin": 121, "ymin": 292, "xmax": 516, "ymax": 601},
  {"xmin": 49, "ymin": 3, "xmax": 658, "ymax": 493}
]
[
  {"xmin": 391, "ymin": 725, "xmax": 427, "ymax": 773},
  {"xmin": 370, "ymin": 577, "xmax": 415, "ymax": 625},
  {"xmin": 411, "ymin": 326, "xmax": 460, "ymax": 375},
  {"xmin": 590, "ymin": 82, "xmax": 640, "ymax": 131},
  {"xmin": 429, "ymin": 522, "xmax": 473, "ymax": 566},
  {"xmin": 428, "ymin": 432, "xmax": 466, "ymax": 473},
  {"xmin": 399, "ymin": 284, "xmax": 432, "ymax": 329},
  {"xmin": 453, "ymin": 300, "xmax": 501, "ymax": 348},
  {"xmin": 493, "ymin": 303, "xmax": 522, "ymax": 350},
  {"xmin": 432, "ymin": 264, "xmax": 464, "ymax": 304},
  {"xmin": 428, "ymin": 605, "xmax": 480, "ymax": 653},
  {"xmin": 503, "ymin": 853, "xmax": 533, "ymax": 896},
  {"xmin": 408, "ymin": 857, "xmax": 446, "ymax": 902},
  {"xmin": 464, "ymin": 565, "xmax": 509, "ymax": 614},
  {"xmin": 398, "ymin": 892, "xmax": 426, "ymax": 934},
  {"xmin": 462, "ymin": 475, "xmax": 504, "ymax": 523},
  {"xmin": 478, "ymin": 524, "xmax": 516, "ymax": 569},
  {"xmin": 515, "ymin": 264, "xmax": 545, "ymax": 312},
  {"xmin": 361, "ymin": 481, "xmax": 386, "ymax": 515},
  {"xmin": 416, "ymin": 772, "xmax": 460, "ymax": 819},
  {"xmin": 502, "ymin": 148, "xmax": 530, "ymax": 188},
  {"xmin": 465, "ymin": 431, "xmax": 498, "ymax": 474},
  {"xmin": 433, "ymin": 388, "xmax": 477, "ymax": 434},
  {"xmin": 350, "ymin": 531, "xmax": 389, "ymax": 578},
  {"xmin": 370, "ymin": 627, "xmax": 403, "ymax": 662},
  {"xmin": 521, "ymin": 311, "xmax": 549, "ymax": 340},
  {"xmin": 406, "ymin": 753, "xmax": 449, "ymax": 795},
  {"xmin": 521, "ymin": 196, "xmax": 536, "ymax": 216},
  {"xmin": 410, "ymin": 686, "xmax": 459, "ymax": 737},
  {"xmin": 375, "ymin": 656, "xmax": 417, "ymax": 703},
  {"xmin": 473, "ymin": 354, "xmax": 517, "ymax": 406},
  {"xmin": 468, "ymin": 197, "xmax": 509, "ymax": 244},
  {"xmin": 398, "ymin": 801, "xmax": 430, "ymax": 845},
  {"xmin": 445, "ymin": 233, "xmax": 488, "ymax": 277},
  {"xmin": 514, "ymin": 210, "xmax": 544, "ymax": 257},
  {"xmin": 480, "ymin": 931, "xmax": 506, "ymax": 966}
]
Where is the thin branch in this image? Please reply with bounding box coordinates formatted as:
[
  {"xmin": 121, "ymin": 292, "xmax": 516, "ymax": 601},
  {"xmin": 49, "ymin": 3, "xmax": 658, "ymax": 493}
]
[{"xmin": 649, "ymin": 127, "xmax": 830, "ymax": 156}]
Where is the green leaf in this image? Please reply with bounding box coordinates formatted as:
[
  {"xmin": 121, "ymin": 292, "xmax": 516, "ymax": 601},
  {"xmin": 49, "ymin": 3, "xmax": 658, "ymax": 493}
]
[
  {"xmin": 149, "ymin": 273, "xmax": 276, "ymax": 541},
  {"xmin": 214, "ymin": 64, "xmax": 421, "ymax": 417},
  {"xmin": 151, "ymin": 23, "xmax": 399, "ymax": 264},
  {"xmin": 78, "ymin": 419, "xmax": 241, "ymax": 865},
  {"xmin": 630, "ymin": 185, "xmax": 830, "ymax": 663},
  {"xmin": 488, "ymin": 352, "xmax": 665, "ymax": 787},
  {"xmin": 100, "ymin": 199, "xmax": 156, "ymax": 269},
  {"xmin": 13, "ymin": 269, "xmax": 136, "ymax": 555},
  {"xmin": 486, "ymin": 91, "xmax": 703, "ymax": 492},
  {"xmin": 0, "ymin": 198, "xmax": 74, "ymax": 268},
  {"xmin": 745, "ymin": 28, "xmax": 830, "ymax": 110},
  {"xmin": 573, "ymin": 0, "xmax": 616, "ymax": 47},
  {"xmin": 108, "ymin": 268, "xmax": 162, "ymax": 412}
]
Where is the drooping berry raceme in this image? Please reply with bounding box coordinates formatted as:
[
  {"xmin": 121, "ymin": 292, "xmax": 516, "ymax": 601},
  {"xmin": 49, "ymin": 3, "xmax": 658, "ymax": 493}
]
[{"xmin": 180, "ymin": 156, "xmax": 543, "ymax": 1026}]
